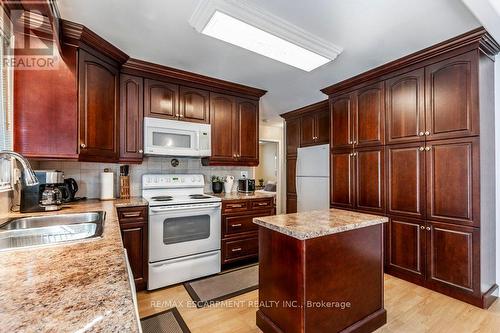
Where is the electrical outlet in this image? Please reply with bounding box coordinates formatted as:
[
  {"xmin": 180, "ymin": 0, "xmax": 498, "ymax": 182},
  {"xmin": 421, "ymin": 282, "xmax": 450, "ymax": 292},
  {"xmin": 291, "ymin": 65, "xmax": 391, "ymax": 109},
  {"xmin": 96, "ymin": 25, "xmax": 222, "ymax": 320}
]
[{"xmin": 240, "ymin": 171, "xmax": 248, "ymax": 179}]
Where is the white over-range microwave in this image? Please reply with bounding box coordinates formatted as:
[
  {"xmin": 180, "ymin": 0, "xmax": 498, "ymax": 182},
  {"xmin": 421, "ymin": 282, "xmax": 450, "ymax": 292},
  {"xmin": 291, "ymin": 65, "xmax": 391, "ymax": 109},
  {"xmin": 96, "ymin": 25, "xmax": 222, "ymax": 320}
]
[{"xmin": 144, "ymin": 117, "xmax": 211, "ymax": 157}]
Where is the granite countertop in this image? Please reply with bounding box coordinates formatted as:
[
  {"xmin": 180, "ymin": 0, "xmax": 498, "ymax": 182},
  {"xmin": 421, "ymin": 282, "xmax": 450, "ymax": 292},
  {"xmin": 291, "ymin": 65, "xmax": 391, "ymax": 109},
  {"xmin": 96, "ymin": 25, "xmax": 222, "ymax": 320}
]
[
  {"xmin": 0, "ymin": 197, "xmax": 148, "ymax": 333},
  {"xmin": 211, "ymin": 191, "xmax": 276, "ymax": 201},
  {"xmin": 253, "ymin": 208, "xmax": 388, "ymax": 240}
]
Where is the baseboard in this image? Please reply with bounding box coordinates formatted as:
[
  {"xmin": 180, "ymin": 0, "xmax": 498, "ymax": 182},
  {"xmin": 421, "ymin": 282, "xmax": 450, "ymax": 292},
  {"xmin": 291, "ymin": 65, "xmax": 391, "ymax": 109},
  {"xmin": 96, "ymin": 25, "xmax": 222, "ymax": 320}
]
[{"xmin": 340, "ymin": 308, "xmax": 387, "ymax": 333}]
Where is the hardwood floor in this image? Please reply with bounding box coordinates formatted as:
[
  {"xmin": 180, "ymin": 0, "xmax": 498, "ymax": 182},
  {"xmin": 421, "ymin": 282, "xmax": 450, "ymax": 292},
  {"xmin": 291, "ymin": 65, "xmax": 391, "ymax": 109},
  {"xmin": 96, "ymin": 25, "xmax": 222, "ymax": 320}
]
[{"xmin": 137, "ymin": 274, "xmax": 500, "ymax": 332}]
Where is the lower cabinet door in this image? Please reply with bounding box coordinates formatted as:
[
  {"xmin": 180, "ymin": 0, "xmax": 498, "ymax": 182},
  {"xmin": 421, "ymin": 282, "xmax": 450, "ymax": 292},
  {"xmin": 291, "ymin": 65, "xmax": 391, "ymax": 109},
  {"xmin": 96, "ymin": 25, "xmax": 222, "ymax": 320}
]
[
  {"xmin": 121, "ymin": 223, "xmax": 148, "ymax": 291},
  {"xmin": 426, "ymin": 221, "xmax": 479, "ymax": 294},
  {"xmin": 386, "ymin": 216, "xmax": 426, "ymax": 282},
  {"xmin": 330, "ymin": 149, "xmax": 354, "ymax": 208},
  {"xmin": 354, "ymin": 146, "xmax": 385, "ymax": 213}
]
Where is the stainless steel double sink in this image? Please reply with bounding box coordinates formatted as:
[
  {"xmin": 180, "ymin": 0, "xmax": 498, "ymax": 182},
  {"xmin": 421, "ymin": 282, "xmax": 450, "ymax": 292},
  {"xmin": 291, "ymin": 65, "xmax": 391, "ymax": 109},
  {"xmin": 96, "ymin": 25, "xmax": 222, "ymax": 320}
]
[{"xmin": 0, "ymin": 211, "xmax": 105, "ymax": 251}]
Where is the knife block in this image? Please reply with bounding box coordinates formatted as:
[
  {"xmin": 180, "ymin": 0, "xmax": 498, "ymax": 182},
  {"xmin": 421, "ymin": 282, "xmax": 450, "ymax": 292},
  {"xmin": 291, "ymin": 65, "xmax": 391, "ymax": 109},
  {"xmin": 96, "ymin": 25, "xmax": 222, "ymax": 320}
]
[{"xmin": 120, "ymin": 176, "xmax": 130, "ymax": 199}]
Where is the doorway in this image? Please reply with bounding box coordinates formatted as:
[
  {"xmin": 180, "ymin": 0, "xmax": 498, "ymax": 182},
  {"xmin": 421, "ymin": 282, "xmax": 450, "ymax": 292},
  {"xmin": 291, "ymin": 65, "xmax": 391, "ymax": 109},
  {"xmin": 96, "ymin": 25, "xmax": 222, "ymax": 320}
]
[{"xmin": 254, "ymin": 140, "xmax": 282, "ymax": 213}]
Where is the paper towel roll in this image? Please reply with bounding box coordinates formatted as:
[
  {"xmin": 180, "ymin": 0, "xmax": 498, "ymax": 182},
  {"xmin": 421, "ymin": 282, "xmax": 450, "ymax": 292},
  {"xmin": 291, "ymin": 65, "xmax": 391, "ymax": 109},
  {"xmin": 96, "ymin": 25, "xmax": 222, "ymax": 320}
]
[{"xmin": 100, "ymin": 171, "xmax": 115, "ymax": 200}]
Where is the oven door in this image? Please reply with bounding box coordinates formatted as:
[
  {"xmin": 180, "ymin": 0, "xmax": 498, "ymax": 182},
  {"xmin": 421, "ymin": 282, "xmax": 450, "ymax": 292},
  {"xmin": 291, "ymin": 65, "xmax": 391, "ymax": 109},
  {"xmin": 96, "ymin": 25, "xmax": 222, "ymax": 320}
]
[
  {"xmin": 148, "ymin": 203, "xmax": 221, "ymax": 262},
  {"xmin": 144, "ymin": 118, "xmax": 199, "ymax": 156}
]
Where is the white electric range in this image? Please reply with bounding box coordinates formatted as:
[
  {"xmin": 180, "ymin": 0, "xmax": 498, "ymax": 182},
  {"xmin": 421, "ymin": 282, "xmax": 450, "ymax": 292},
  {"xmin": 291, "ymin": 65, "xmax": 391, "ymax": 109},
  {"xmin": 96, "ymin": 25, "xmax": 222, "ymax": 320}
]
[{"xmin": 142, "ymin": 174, "xmax": 221, "ymax": 290}]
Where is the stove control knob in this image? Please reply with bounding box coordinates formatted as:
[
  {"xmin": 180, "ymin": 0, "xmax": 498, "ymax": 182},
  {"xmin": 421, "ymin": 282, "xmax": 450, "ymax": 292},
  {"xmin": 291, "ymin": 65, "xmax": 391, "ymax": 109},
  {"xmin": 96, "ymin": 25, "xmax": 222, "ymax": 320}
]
[
  {"xmin": 181, "ymin": 178, "xmax": 185, "ymax": 183},
  {"xmin": 191, "ymin": 177, "xmax": 196, "ymax": 182},
  {"xmin": 153, "ymin": 178, "xmax": 158, "ymax": 183}
]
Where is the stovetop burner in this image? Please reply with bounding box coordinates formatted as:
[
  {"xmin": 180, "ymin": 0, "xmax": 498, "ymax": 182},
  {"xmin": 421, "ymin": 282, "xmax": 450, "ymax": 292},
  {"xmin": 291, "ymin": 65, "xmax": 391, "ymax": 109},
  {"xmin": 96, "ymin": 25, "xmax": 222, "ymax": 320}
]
[
  {"xmin": 151, "ymin": 196, "xmax": 173, "ymax": 201},
  {"xmin": 189, "ymin": 194, "xmax": 212, "ymax": 199}
]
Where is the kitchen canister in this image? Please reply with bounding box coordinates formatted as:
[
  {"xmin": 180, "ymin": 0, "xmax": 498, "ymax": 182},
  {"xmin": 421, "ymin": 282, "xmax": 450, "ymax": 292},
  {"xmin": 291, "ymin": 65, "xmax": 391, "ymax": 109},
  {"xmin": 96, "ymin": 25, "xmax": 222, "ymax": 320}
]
[
  {"xmin": 224, "ymin": 175, "xmax": 234, "ymax": 193},
  {"xmin": 100, "ymin": 168, "xmax": 115, "ymax": 200}
]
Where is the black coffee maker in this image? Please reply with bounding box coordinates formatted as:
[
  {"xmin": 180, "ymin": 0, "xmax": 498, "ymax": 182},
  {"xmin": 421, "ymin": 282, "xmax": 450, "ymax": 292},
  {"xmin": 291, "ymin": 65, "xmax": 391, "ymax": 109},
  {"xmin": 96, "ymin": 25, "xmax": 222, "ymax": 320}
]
[{"xmin": 20, "ymin": 170, "xmax": 65, "ymax": 212}]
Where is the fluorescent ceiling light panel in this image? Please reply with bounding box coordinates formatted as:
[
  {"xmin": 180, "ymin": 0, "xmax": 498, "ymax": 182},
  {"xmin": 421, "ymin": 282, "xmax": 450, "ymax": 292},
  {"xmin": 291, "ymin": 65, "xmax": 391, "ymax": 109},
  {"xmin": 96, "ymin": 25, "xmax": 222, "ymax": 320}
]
[
  {"xmin": 202, "ymin": 11, "xmax": 329, "ymax": 71},
  {"xmin": 190, "ymin": 0, "xmax": 343, "ymax": 72}
]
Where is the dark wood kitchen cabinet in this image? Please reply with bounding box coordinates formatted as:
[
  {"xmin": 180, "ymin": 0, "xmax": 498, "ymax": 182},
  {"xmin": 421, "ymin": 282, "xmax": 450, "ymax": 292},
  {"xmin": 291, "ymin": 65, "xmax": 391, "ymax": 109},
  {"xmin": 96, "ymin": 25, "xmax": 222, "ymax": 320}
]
[
  {"xmin": 385, "ymin": 68, "xmax": 425, "ymax": 144},
  {"xmin": 386, "ymin": 142, "xmax": 426, "ymax": 219},
  {"xmin": 203, "ymin": 94, "xmax": 259, "ymax": 166},
  {"xmin": 117, "ymin": 206, "xmax": 148, "ymax": 291},
  {"xmin": 330, "ymin": 146, "xmax": 385, "ymax": 214},
  {"xmin": 144, "ymin": 78, "xmax": 179, "ymax": 120},
  {"xmin": 323, "ymin": 28, "xmax": 498, "ymax": 308},
  {"xmin": 282, "ymin": 100, "xmax": 330, "ymax": 213},
  {"xmin": 179, "ymin": 86, "xmax": 210, "ymax": 123},
  {"xmin": 78, "ymin": 50, "xmax": 120, "ymax": 162},
  {"xmin": 120, "ymin": 74, "xmax": 144, "ymax": 163},
  {"xmin": 221, "ymin": 197, "xmax": 275, "ymax": 269},
  {"xmin": 425, "ymin": 51, "xmax": 478, "ymax": 141},
  {"xmin": 425, "ymin": 137, "xmax": 479, "ymax": 227},
  {"xmin": 235, "ymin": 98, "xmax": 259, "ymax": 164}
]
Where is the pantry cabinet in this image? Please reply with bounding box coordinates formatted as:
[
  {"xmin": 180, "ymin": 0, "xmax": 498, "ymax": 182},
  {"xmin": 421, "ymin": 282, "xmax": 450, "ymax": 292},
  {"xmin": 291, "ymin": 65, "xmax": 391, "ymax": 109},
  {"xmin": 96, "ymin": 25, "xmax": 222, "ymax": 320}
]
[{"xmin": 323, "ymin": 29, "xmax": 498, "ymax": 308}]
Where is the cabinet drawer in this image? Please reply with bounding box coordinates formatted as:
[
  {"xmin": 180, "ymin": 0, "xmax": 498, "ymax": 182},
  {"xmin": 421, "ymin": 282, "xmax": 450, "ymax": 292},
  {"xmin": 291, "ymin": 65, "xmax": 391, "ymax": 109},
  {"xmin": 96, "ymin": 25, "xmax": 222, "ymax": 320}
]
[
  {"xmin": 117, "ymin": 206, "xmax": 148, "ymax": 223},
  {"xmin": 251, "ymin": 199, "xmax": 273, "ymax": 209},
  {"xmin": 223, "ymin": 237, "xmax": 258, "ymax": 262},
  {"xmin": 222, "ymin": 201, "xmax": 248, "ymax": 213},
  {"xmin": 223, "ymin": 214, "xmax": 259, "ymax": 237}
]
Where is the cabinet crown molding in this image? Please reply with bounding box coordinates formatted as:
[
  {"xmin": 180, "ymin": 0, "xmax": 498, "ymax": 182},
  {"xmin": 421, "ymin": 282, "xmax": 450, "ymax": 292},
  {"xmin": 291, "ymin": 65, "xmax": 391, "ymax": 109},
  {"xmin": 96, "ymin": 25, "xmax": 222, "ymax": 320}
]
[
  {"xmin": 280, "ymin": 99, "xmax": 329, "ymax": 120},
  {"xmin": 122, "ymin": 58, "xmax": 267, "ymax": 98},
  {"xmin": 61, "ymin": 19, "xmax": 129, "ymax": 64},
  {"xmin": 321, "ymin": 27, "xmax": 500, "ymax": 95}
]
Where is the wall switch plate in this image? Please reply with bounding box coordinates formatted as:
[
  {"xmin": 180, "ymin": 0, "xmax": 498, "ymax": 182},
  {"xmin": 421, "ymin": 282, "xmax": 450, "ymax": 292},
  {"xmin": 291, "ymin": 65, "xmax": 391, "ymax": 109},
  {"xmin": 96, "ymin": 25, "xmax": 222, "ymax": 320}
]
[{"xmin": 240, "ymin": 171, "xmax": 248, "ymax": 179}]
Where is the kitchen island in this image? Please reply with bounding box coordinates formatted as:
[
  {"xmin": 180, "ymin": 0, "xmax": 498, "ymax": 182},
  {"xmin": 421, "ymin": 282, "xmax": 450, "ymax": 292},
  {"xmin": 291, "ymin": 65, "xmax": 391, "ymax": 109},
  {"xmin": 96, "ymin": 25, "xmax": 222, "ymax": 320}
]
[{"xmin": 253, "ymin": 209, "xmax": 388, "ymax": 333}]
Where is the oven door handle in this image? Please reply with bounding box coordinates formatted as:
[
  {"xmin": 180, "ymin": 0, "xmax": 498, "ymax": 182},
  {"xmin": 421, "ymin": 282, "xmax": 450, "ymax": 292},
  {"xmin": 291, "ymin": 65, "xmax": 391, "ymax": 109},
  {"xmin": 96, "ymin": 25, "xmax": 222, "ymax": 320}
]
[{"xmin": 150, "ymin": 203, "xmax": 221, "ymax": 213}]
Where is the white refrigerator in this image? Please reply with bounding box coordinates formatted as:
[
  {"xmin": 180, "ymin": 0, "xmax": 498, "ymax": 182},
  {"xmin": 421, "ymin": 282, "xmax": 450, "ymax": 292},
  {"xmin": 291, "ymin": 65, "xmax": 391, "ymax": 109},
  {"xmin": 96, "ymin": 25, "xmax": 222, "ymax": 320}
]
[{"xmin": 296, "ymin": 144, "xmax": 330, "ymax": 212}]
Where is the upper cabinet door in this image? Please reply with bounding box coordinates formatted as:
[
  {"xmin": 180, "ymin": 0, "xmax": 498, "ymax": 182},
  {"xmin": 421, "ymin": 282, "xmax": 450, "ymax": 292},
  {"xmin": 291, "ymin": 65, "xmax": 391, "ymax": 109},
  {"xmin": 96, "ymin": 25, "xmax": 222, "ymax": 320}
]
[
  {"xmin": 236, "ymin": 98, "xmax": 259, "ymax": 164},
  {"xmin": 354, "ymin": 82, "xmax": 385, "ymax": 147},
  {"xmin": 209, "ymin": 93, "xmax": 236, "ymax": 162},
  {"xmin": 425, "ymin": 51, "xmax": 478, "ymax": 140},
  {"xmin": 426, "ymin": 137, "xmax": 479, "ymax": 227},
  {"xmin": 120, "ymin": 74, "xmax": 144, "ymax": 163},
  {"xmin": 144, "ymin": 79, "xmax": 179, "ymax": 120},
  {"xmin": 179, "ymin": 86, "xmax": 210, "ymax": 123},
  {"xmin": 315, "ymin": 109, "xmax": 330, "ymax": 144},
  {"xmin": 386, "ymin": 143, "xmax": 426, "ymax": 219},
  {"xmin": 386, "ymin": 69, "xmax": 425, "ymax": 144},
  {"xmin": 300, "ymin": 113, "xmax": 316, "ymax": 146},
  {"xmin": 330, "ymin": 149, "xmax": 354, "ymax": 209},
  {"xmin": 354, "ymin": 146, "xmax": 385, "ymax": 213},
  {"xmin": 330, "ymin": 93, "xmax": 354, "ymax": 149},
  {"xmin": 286, "ymin": 118, "xmax": 301, "ymax": 156},
  {"xmin": 78, "ymin": 50, "xmax": 119, "ymax": 162}
]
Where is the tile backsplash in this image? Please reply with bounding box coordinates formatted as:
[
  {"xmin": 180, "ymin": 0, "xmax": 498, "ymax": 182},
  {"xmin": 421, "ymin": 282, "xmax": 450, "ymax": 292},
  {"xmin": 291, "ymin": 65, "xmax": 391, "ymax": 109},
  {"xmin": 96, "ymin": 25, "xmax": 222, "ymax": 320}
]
[{"xmin": 35, "ymin": 157, "xmax": 254, "ymax": 199}]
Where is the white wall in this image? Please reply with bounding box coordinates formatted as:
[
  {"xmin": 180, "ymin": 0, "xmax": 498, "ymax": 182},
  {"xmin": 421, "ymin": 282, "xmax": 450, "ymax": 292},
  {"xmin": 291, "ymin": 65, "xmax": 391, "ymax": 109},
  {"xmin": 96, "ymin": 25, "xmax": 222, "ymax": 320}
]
[
  {"xmin": 495, "ymin": 55, "xmax": 500, "ymax": 289},
  {"xmin": 35, "ymin": 157, "xmax": 254, "ymax": 199},
  {"xmin": 255, "ymin": 142, "xmax": 278, "ymax": 183},
  {"xmin": 259, "ymin": 123, "xmax": 285, "ymax": 214}
]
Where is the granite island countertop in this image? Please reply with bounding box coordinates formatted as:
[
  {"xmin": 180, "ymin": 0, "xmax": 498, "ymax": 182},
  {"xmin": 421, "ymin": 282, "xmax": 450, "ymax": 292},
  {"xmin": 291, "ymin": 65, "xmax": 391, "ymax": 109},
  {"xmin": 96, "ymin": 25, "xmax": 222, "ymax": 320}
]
[
  {"xmin": 0, "ymin": 197, "xmax": 148, "ymax": 333},
  {"xmin": 253, "ymin": 208, "xmax": 388, "ymax": 240},
  {"xmin": 211, "ymin": 191, "xmax": 275, "ymax": 201}
]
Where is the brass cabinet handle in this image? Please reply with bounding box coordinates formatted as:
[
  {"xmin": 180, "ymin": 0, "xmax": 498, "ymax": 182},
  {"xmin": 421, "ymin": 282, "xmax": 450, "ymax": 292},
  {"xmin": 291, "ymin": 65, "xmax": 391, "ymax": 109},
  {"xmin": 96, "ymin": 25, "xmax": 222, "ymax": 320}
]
[
  {"xmin": 419, "ymin": 131, "xmax": 424, "ymax": 136},
  {"xmin": 229, "ymin": 204, "xmax": 243, "ymax": 208},
  {"xmin": 349, "ymin": 141, "xmax": 353, "ymax": 144},
  {"xmin": 179, "ymin": 114, "xmax": 184, "ymax": 118},
  {"xmin": 231, "ymin": 247, "xmax": 242, "ymax": 252},
  {"xmin": 425, "ymin": 147, "xmax": 431, "ymax": 151},
  {"xmin": 257, "ymin": 202, "xmax": 268, "ymax": 206},
  {"xmin": 419, "ymin": 147, "xmax": 424, "ymax": 151},
  {"xmin": 231, "ymin": 223, "xmax": 242, "ymax": 227},
  {"xmin": 80, "ymin": 143, "xmax": 86, "ymax": 149},
  {"xmin": 425, "ymin": 131, "xmax": 430, "ymax": 136},
  {"xmin": 426, "ymin": 227, "xmax": 431, "ymax": 231},
  {"xmin": 138, "ymin": 149, "xmax": 143, "ymax": 153},
  {"xmin": 420, "ymin": 226, "xmax": 425, "ymax": 230},
  {"xmin": 353, "ymin": 140, "xmax": 357, "ymax": 144}
]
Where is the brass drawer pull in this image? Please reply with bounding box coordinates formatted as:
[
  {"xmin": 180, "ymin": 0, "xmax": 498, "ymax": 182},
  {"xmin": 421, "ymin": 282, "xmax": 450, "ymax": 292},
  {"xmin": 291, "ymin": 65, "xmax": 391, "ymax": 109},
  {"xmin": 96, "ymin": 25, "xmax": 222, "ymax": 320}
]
[
  {"xmin": 229, "ymin": 204, "xmax": 243, "ymax": 208},
  {"xmin": 231, "ymin": 223, "xmax": 242, "ymax": 227},
  {"xmin": 122, "ymin": 212, "xmax": 141, "ymax": 218},
  {"xmin": 256, "ymin": 202, "xmax": 268, "ymax": 206},
  {"xmin": 231, "ymin": 247, "xmax": 242, "ymax": 252}
]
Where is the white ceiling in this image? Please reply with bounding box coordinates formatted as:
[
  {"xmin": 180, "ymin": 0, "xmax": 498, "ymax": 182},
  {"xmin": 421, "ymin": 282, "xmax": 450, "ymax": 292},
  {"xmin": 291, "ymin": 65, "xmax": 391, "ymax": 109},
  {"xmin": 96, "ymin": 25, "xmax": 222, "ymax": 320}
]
[{"xmin": 58, "ymin": 0, "xmax": 480, "ymax": 125}]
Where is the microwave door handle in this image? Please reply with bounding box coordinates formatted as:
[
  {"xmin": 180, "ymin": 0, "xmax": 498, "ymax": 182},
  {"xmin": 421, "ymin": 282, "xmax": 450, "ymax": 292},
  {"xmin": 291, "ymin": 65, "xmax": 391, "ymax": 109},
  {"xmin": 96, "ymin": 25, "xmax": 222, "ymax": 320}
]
[{"xmin": 194, "ymin": 131, "xmax": 200, "ymax": 151}]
